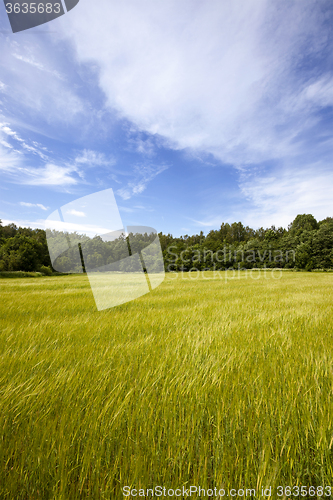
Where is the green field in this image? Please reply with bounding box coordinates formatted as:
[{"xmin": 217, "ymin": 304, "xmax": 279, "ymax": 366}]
[{"xmin": 1, "ymin": 271, "xmax": 333, "ymax": 499}]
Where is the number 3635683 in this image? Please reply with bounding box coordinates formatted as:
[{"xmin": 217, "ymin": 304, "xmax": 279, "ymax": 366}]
[{"xmin": 5, "ymin": 3, "xmax": 61, "ymax": 14}]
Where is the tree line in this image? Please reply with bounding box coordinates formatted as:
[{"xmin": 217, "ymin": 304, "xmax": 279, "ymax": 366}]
[{"xmin": 0, "ymin": 214, "xmax": 332, "ymax": 274}]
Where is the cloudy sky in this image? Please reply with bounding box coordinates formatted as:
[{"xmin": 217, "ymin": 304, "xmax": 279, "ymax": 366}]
[{"xmin": 0, "ymin": 0, "xmax": 332, "ymax": 236}]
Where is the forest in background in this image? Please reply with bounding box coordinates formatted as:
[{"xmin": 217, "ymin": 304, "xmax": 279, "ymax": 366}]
[{"xmin": 0, "ymin": 214, "xmax": 332, "ymax": 274}]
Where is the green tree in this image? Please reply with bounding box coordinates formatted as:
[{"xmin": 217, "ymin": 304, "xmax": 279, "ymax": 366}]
[
  {"xmin": 312, "ymin": 221, "xmax": 333, "ymax": 269},
  {"xmin": 1, "ymin": 235, "xmax": 43, "ymax": 272},
  {"xmin": 289, "ymin": 214, "xmax": 319, "ymax": 237},
  {"xmin": 295, "ymin": 242, "xmax": 313, "ymax": 270}
]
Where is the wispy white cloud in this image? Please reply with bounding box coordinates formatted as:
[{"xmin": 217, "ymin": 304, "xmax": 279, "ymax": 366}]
[
  {"xmin": 118, "ymin": 204, "xmax": 154, "ymax": 214},
  {"xmin": 299, "ymin": 76, "xmax": 333, "ymax": 110},
  {"xmin": 0, "ymin": 138, "xmax": 24, "ymax": 173},
  {"xmin": 12, "ymin": 54, "xmax": 46, "ymax": 72},
  {"xmin": 187, "ymin": 216, "xmax": 225, "ymax": 228},
  {"xmin": 0, "ymin": 124, "xmax": 24, "ymax": 143},
  {"xmin": 23, "ymin": 163, "xmax": 79, "ymax": 186},
  {"xmin": 117, "ymin": 162, "xmax": 168, "ymax": 200},
  {"xmin": 118, "ymin": 206, "xmax": 135, "ymax": 213},
  {"xmin": 0, "ymin": 122, "xmax": 49, "ymax": 160},
  {"xmin": 134, "ymin": 205, "xmax": 154, "ymax": 212},
  {"xmin": 0, "ymin": 124, "xmax": 114, "ymax": 187},
  {"xmin": 239, "ymin": 163, "xmax": 333, "ymax": 229},
  {"xmin": 0, "ymin": 138, "xmax": 79, "ymax": 186},
  {"xmin": 125, "ymin": 128, "xmax": 158, "ymax": 157},
  {"xmin": 186, "ymin": 161, "xmax": 333, "ymax": 231},
  {"xmin": 116, "ymin": 188, "xmax": 131, "ymax": 201},
  {"xmin": 0, "ymin": 139, "xmax": 13, "ymax": 149},
  {"xmin": 0, "ymin": 37, "xmax": 84, "ymax": 127},
  {"xmin": 74, "ymin": 149, "xmax": 115, "ymax": 167},
  {"xmin": 10, "ymin": 53, "xmax": 64, "ymax": 80},
  {"xmin": 66, "ymin": 209, "xmax": 86, "ymax": 217},
  {"xmin": 20, "ymin": 202, "xmax": 48, "ymax": 211},
  {"xmin": 132, "ymin": 137, "xmax": 156, "ymax": 157}
]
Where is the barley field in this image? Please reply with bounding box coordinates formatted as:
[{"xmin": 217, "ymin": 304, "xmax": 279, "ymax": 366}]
[{"xmin": 0, "ymin": 271, "xmax": 333, "ymax": 499}]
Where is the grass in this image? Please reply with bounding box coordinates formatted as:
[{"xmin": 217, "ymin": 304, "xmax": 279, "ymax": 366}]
[{"xmin": 0, "ymin": 271, "xmax": 333, "ymax": 499}]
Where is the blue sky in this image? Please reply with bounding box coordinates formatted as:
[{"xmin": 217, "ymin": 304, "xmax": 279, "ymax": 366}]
[{"xmin": 0, "ymin": 0, "xmax": 332, "ymax": 237}]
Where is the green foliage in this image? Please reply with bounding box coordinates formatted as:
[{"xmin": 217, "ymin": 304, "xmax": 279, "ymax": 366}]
[
  {"xmin": 163, "ymin": 214, "xmax": 332, "ymax": 272},
  {"xmin": 312, "ymin": 220, "xmax": 333, "ymax": 269},
  {"xmin": 0, "ymin": 224, "xmax": 51, "ymax": 272},
  {"xmin": 295, "ymin": 242, "xmax": 313, "ymax": 270},
  {"xmin": 39, "ymin": 265, "xmax": 53, "ymax": 276},
  {"xmin": 0, "ymin": 234, "xmax": 43, "ymax": 272},
  {"xmin": 289, "ymin": 213, "xmax": 319, "ymax": 236},
  {"xmin": 0, "ymin": 271, "xmax": 44, "ymax": 278},
  {"xmin": 0, "ymin": 214, "xmax": 332, "ymax": 274}
]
